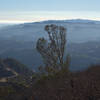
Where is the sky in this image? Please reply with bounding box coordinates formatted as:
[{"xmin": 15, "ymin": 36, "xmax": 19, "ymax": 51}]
[{"xmin": 0, "ymin": 0, "xmax": 100, "ymax": 23}]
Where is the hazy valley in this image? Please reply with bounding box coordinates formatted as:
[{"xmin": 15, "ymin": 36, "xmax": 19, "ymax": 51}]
[{"xmin": 0, "ymin": 19, "xmax": 100, "ymax": 71}]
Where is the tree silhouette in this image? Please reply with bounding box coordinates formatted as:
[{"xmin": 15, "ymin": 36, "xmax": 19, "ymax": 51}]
[{"xmin": 36, "ymin": 24, "xmax": 69, "ymax": 73}]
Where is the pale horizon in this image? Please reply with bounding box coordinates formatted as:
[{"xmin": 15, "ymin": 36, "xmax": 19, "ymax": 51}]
[
  {"xmin": 0, "ymin": 0, "xmax": 100, "ymax": 23},
  {"xmin": 0, "ymin": 11, "xmax": 100, "ymax": 24},
  {"xmin": 1, "ymin": 18, "xmax": 100, "ymax": 24}
]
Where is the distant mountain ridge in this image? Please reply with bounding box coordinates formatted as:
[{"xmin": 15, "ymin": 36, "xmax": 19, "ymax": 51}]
[
  {"xmin": 38, "ymin": 19, "xmax": 100, "ymax": 24},
  {"xmin": 0, "ymin": 19, "xmax": 100, "ymax": 27}
]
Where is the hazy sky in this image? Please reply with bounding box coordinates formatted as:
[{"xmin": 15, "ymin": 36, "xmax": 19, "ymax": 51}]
[{"xmin": 0, "ymin": 0, "xmax": 100, "ymax": 23}]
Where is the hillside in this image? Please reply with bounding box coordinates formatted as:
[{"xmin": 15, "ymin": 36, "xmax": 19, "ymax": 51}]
[
  {"xmin": 31, "ymin": 65, "xmax": 100, "ymax": 100},
  {"xmin": 0, "ymin": 61, "xmax": 100, "ymax": 100},
  {"xmin": 0, "ymin": 59, "xmax": 14, "ymax": 79},
  {"xmin": 0, "ymin": 58, "xmax": 34, "ymax": 100},
  {"xmin": 3, "ymin": 58, "xmax": 33, "ymax": 76},
  {"xmin": 0, "ymin": 58, "xmax": 34, "ymax": 82},
  {"xmin": 0, "ymin": 82, "xmax": 31, "ymax": 100},
  {"xmin": 0, "ymin": 65, "xmax": 100, "ymax": 100}
]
